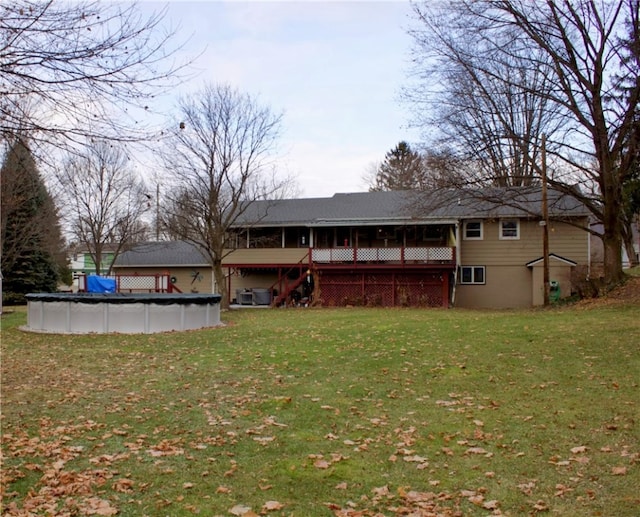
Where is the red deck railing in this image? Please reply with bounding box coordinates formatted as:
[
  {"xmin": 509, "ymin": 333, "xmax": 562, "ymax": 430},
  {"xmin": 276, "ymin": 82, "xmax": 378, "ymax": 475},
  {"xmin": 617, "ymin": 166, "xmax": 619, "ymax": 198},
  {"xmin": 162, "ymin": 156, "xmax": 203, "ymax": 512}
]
[
  {"xmin": 77, "ymin": 273, "xmax": 180, "ymax": 293},
  {"xmin": 311, "ymin": 246, "xmax": 454, "ymax": 264}
]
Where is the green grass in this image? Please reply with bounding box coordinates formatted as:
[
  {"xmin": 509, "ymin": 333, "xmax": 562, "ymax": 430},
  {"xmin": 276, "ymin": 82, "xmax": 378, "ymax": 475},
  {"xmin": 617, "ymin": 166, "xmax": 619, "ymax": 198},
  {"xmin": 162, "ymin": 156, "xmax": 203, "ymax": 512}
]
[
  {"xmin": 625, "ymin": 265, "xmax": 640, "ymax": 277},
  {"xmin": 1, "ymin": 304, "xmax": 639, "ymax": 516}
]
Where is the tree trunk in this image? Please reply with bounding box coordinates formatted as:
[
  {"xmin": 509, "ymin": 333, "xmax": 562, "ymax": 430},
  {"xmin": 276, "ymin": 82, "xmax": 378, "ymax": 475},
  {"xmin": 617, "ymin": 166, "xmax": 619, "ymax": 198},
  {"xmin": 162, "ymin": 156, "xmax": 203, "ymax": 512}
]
[
  {"xmin": 212, "ymin": 259, "xmax": 229, "ymax": 310},
  {"xmin": 93, "ymin": 246, "xmax": 102, "ymax": 276},
  {"xmin": 598, "ymin": 140, "xmax": 626, "ymax": 286},
  {"xmin": 601, "ymin": 186, "xmax": 625, "ymax": 285}
]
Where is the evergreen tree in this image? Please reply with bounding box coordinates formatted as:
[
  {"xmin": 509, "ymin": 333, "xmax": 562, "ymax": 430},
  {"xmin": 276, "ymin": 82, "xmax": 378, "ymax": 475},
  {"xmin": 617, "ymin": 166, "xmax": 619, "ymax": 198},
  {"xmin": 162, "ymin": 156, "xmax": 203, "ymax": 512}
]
[
  {"xmin": 370, "ymin": 142, "xmax": 427, "ymax": 191},
  {"xmin": 1, "ymin": 137, "xmax": 64, "ymax": 304}
]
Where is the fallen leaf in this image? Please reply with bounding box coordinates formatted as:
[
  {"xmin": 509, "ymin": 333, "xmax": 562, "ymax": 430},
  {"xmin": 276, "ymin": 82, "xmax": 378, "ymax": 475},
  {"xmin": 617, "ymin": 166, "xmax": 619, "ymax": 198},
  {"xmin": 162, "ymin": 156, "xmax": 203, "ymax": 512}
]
[
  {"xmin": 469, "ymin": 494, "xmax": 485, "ymax": 505},
  {"xmin": 82, "ymin": 497, "xmax": 119, "ymax": 516},
  {"xmin": 373, "ymin": 485, "xmax": 390, "ymax": 496},
  {"xmin": 262, "ymin": 500, "xmax": 285, "ymax": 511},
  {"xmin": 253, "ymin": 436, "xmax": 275, "ymax": 445},
  {"xmin": 403, "ymin": 454, "xmax": 427, "ymax": 463},
  {"xmin": 229, "ymin": 504, "xmax": 252, "ymax": 516},
  {"xmin": 533, "ymin": 500, "xmax": 549, "ymax": 511},
  {"xmin": 112, "ymin": 478, "xmax": 134, "ymax": 493},
  {"xmin": 612, "ymin": 466, "xmax": 627, "ymax": 476},
  {"xmin": 314, "ymin": 459, "xmax": 330, "ymax": 469}
]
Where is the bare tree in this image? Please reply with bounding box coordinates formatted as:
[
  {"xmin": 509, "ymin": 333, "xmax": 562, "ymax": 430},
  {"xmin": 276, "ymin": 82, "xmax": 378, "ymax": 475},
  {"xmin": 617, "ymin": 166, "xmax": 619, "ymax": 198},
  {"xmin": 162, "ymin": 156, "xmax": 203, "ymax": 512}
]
[
  {"xmin": 408, "ymin": 4, "xmax": 563, "ymax": 187},
  {"xmin": 55, "ymin": 141, "xmax": 150, "ymax": 274},
  {"xmin": 0, "ymin": 0, "xmax": 187, "ymax": 150},
  {"xmin": 407, "ymin": 0, "xmax": 640, "ymax": 286},
  {"xmin": 161, "ymin": 83, "xmax": 290, "ymax": 307}
]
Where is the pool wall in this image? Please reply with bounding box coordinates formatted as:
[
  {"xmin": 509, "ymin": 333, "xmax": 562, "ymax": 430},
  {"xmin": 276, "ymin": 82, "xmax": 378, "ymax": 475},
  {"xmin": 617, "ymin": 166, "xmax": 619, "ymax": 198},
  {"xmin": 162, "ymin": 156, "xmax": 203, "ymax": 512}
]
[{"xmin": 25, "ymin": 293, "xmax": 222, "ymax": 334}]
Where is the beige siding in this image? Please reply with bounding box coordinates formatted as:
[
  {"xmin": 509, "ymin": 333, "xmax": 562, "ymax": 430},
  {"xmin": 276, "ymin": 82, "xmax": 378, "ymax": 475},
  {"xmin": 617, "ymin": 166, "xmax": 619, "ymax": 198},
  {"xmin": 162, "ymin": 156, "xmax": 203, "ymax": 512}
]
[
  {"xmin": 460, "ymin": 219, "xmax": 589, "ymax": 266},
  {"xmin": 228, "ymin": 271, "xmax": 281, "ymax": 303},
  {"xmin": 114, "ymin": 266, "xmax": 214, "ymax": 294},
  {"xmin": 455, "ymin": 265, "xmax": 532, "ymax": 309},
  {"xmin": 222, "ymin": 248, "xmax": 309, "ymax": 266},
  {"xmin": 530, "ymin": 262, "xmax": 574, "ymax": 306},
  {"xmin": 456, "ymin": 218, "xmax": 588, "ymax": 309}
]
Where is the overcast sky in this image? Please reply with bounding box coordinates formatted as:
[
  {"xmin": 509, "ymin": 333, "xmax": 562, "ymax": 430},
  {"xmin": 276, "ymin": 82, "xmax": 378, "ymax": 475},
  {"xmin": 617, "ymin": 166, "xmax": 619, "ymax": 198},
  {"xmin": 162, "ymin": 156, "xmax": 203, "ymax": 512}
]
[{"xmin": 140, "ymin": 0, "xmax": 422, "ymax": 198}]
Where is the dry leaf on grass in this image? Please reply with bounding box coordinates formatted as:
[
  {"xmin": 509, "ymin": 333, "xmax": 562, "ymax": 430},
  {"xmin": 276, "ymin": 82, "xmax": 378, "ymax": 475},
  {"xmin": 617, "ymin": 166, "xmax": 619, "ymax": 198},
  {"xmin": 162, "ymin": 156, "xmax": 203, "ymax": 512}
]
[
  {"xmin": 262, "ymin": 500, "xmax": 285, "ymax": 511},
  {"xmin": 229, "ymin": 504, "xmax": 253, "ymax": 516}
]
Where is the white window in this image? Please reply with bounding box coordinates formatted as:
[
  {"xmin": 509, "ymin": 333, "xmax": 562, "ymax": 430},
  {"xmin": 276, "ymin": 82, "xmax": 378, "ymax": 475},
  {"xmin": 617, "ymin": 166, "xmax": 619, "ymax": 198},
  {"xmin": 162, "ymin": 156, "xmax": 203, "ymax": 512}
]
[
  {"xmin": 460, "ymin": 266, "xmax": 485, "ymax": 285},
  {"xmin": 463, "ymin": 221, "xmax": 483, "ymax": 240},
  {"xmin": 499, "ymin": 219, "xmax": 520, "ymax": 240}
]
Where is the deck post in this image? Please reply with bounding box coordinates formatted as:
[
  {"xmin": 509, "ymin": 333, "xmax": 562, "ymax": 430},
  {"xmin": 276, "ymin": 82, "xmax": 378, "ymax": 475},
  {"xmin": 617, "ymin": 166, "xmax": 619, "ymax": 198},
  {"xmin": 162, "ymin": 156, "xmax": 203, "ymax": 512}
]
[{"xmin": 442, "ymin": 272, "xmax": 449, "ymax": 308}]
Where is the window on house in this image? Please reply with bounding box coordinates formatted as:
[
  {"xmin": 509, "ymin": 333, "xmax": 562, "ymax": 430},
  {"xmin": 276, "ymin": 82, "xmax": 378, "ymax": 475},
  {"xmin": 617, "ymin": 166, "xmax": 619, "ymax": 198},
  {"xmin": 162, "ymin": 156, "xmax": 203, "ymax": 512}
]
[
  {"xmin": 460, "ymin": 266, "xmax": 485, "ymax": 284},
  {"xmin": 499, "ymin": 219, "xmax": 520, "ymax": 240},
  {"xmin": 283, "ymin": 227, "xmax": 309, "ymax": 248},
  {"xmin": 463, "ymin": 221, "xmax": 483, "ymax": 240},
  {"xmin": 336, "ymin": 227, "xmax": 352, "ymax": 247},
  {"xmin": 376, "ymin": 227, "xmax": 395, "ymax": 239},
  {"xmin": 423, "ymin": 226, "xmax": 445, "ymax": 243},
  {"xmin": 249, "ymin": 228, "xmax": 280, "ymax": 248},
  {"xmin": 315, "ymin": 228, "xmax": 332, "ymax": 248}
]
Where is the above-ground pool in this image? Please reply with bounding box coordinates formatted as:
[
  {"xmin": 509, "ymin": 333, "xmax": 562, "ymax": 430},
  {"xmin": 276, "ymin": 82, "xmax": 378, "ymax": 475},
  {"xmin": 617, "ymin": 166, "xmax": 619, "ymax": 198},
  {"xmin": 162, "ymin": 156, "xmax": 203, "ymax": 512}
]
[{"xmin": 25, "ymin": 293, "xmax": 222, "ymax": 334}]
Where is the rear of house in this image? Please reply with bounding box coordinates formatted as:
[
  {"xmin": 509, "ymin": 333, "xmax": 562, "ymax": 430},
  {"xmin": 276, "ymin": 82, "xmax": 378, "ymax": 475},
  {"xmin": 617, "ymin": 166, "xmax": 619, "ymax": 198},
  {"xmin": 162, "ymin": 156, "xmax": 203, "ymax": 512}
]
[
  {"xmin": 113, "ymin": 188, "xmax": 591, "ymax": 309},
  {"xmin": 456, "ymin": 218, "xmax": 588, "ymax": 308}
]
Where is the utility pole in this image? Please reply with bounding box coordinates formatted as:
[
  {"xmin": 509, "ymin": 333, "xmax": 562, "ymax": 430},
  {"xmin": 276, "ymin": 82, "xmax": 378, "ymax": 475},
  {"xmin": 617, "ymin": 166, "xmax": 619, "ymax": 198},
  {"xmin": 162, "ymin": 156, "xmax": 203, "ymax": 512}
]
[
  {"xmin": 541, "ymin": 134, "xmax": 550, "ymax": 306},
  {"xmin": 156, "ymin": 183, "xmax": 160, "ymax": 241}
]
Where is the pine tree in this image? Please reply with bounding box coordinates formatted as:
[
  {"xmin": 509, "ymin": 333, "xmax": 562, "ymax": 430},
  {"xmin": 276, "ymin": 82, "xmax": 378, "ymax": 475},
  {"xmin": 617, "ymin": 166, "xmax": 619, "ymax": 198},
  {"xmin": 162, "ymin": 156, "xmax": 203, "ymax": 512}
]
[
  {"xmin": 1, "ymin": 138, "xmax": 64, "ymax": 304},
  {"xmin": 370, "ymin": 142, "xmax": 427, "ymax": 191}
]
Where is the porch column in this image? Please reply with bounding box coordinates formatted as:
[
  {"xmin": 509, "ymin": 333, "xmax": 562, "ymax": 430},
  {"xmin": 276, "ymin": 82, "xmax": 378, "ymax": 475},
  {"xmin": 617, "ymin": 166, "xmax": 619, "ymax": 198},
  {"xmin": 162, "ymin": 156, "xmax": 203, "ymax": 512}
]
[{"xmin": 442, "ymin": 272, "xmax": 449, "ymax": 308}]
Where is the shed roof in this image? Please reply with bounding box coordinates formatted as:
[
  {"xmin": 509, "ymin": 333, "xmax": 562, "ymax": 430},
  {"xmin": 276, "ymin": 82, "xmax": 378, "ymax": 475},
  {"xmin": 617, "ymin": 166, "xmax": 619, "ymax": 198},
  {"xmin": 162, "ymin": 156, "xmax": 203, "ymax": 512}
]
[{"xmin": 115, "ymin": 241, "xmax": 208, "ymax": 268}]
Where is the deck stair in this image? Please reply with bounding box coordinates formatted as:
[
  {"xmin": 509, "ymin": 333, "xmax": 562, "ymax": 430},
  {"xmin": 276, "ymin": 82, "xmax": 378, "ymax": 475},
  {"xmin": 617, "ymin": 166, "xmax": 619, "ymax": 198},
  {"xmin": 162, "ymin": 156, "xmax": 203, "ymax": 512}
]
[{"xmin": 271, "ymin": 270, "xmax": 308, "ymax": 307}]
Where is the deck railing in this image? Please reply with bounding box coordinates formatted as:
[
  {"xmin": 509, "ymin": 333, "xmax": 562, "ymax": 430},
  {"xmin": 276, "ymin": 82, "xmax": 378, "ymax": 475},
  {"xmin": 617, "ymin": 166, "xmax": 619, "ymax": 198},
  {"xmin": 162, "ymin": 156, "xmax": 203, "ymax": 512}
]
[
  {"xmin": 311, "ymin": 246, "xmax": 454, "ymax": 264},
  {"xmin": 77, "ymin": 273, "xmax": 180, "ymax": 293}
]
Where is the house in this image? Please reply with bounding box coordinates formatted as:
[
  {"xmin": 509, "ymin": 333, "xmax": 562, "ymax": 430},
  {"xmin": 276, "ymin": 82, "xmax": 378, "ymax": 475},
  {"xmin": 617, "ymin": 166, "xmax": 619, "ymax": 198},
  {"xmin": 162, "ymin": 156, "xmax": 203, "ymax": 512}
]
[
  {"xmin": 113, "ymin": 188, "xmax": 591, "ymax": 309},
  {"xmin": 111, "ymin": 240, "xmax": 213, "ymax": 294},
  {"xmin": 590, "ymin": 216, "xmax": 640, "ymax": 270},
  {"xmin": 69, "ymin": 244, "xmax": 118, "ymax": 291}
]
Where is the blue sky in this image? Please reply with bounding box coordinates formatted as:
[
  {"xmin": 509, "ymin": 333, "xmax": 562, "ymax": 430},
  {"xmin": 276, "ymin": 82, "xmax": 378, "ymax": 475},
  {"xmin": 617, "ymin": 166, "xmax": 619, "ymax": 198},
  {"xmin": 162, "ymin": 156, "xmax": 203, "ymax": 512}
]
[{"xmin": 141, "ymin": 1, "xmax": 422, "ymax": 197}]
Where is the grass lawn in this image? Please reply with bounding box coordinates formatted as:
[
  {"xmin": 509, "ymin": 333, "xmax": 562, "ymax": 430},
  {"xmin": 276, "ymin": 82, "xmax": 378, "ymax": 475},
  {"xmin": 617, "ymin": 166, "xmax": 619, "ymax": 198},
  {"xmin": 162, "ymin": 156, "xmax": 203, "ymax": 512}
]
[{"xmin": 1, "ymin": 303, "xmax": 638, "ymax": 516}]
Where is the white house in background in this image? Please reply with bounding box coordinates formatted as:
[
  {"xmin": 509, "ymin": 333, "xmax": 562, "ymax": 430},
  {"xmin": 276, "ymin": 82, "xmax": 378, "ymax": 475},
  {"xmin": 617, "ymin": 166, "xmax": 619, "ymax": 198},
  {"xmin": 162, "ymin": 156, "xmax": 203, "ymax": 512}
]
[{"xmin": 68, "ymin": 244, "xmax": 117, "ymax": 291}]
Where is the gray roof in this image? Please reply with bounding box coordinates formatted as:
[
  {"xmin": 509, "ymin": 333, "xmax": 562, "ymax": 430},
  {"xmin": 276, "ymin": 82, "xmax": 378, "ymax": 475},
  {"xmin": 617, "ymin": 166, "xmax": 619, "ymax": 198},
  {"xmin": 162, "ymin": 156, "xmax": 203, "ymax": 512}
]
[
  {"xmin": 114, "ymin": 188, "xmax": 589, "ymax": 268},
  {"xmin": 114, "ymin": 241, "xmax": 208, "ymax": 267},
  {"xmin": 234, "ymin": 188, "xmax": 590, "ymax": 227}
]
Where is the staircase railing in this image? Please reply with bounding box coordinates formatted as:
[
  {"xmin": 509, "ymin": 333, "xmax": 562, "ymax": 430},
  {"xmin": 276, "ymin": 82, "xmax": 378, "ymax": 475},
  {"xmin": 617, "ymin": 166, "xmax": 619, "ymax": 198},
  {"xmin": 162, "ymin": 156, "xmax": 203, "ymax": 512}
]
[{"xmin": 269, "ymin": 253, "xmax": 311, "ymax": 306}]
